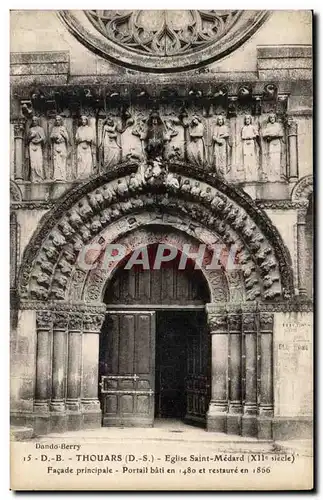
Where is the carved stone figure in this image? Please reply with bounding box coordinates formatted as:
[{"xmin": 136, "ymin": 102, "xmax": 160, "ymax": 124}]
[
  {"xmin": 27, "ymin": 116, "xmax": 46, "ymax": 182},
  {"xmin": 101, "ymin": 116, "xmax": 122, "ymax": 169},
  {"xmin": 241, "ymin": 115, "xmax": 259, "ymax": 180},
  {"xmin": 75, "ymin": 116, "xmax": 95, "ymax": 179},
  {"xmin": 133, "ymin": 111, "xmax": 177, "ymax": 161},
  {"xmin": 212, "ymin": 116, "xmax": 231, "ymax": 176},
  {"xmin": 262, "ymin": 113, "xmax": 284, "ymax": 181},
  {"xmin": 187, "ymin": 116, "xmax": 206, "ymax": 166},
  {"xmin": 50, "ymin": 115, "xmax": 69, "ymax": 181}
]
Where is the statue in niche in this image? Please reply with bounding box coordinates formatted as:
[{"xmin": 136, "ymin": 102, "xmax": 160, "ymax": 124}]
[
  {"xmin": 100, "ymin": 116, "xmax": 122, "ymax": 169},
  {"xmin": 261, "ymin": 113, "xmax": 284, "ymax": 181},
  {"xmin": 241, "ymin": 115, "xmax": 260, "ymax": 181},
  {"xmin": 186, "ymin": 116, "xmax": 206, "ymax": 166},
  {"xmin": 75, "ymin": 116, "xmax": 95, "ymax": 179},
  {"xmin": 133, "ymin": 111, "xmax": 177, "ymax": 161},
  {"xmin": 212, "ymin": 115, "xmax": 231, "ymax": 177},
  {"xmin": 50, "ymin": 115, "xmax": 69, "ymax": 181},
  {"xmin": 27, "ymin": 116, "xmax": 46, "ymax": 182}
]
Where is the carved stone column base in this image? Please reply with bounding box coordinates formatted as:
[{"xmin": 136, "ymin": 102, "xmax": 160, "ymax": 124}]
[
  {"xmin": 66, "ymin": 399, "xmax": 81, "ymax": 412},
  {"xmin": 50, "ymin": 413, "xmax": 68, "ymax": 434},
  {"xmin": 33, "ymin": 414, "xmax": 51, "ymax": 436},
  {"xmin": 33, "ymin": 401, "xmax": 49, "ymax": 414},
  {"xmin": 67, "ymin": 412, "xmax": 83, "ymax": 432},
  {"xmin": 206, "ymin": 402, "xmax": 228, "ymax": 433},
  {"xmin": 49, "ymin": 401, "xmax": 66, "ymax": 413},
  {"xmin": 227, "ymin": 404, "xmax": 243, "ymax": 435},
  {"xmin": 241, "ymin": 415, "xmax": 258, "ymax": 437},
  {"xmin": 82, "ymin": 399, "xmax": 101, "ymax": 429},
  {"xmin": 257, "ymin": 416, "xmax": 273, "ymax": 440}
]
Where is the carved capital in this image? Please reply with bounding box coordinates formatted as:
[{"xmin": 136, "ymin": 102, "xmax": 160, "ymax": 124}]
[
  {"xmin": 52, "ymin": 312, "xmax": 69, "ymax": 330},
  {"xmin": 69, "ymin": 313, "xmax": 83, "ymax": 331},
  {"xmin": 287, "ymin": 118, "xmax": 298, "ymax": 136},
  {"xmin": 242, "ymin": 313, "xmax": 257, "ymax": 332},
  {"xmin": 259, "ymin": 312, "xmax": 274, "ymax": 331},
  {"xmin": 208, "ymin": 313, "xmax": 227, "ymax": 333},
  {"xmin": 13, "ymin": 119, "xmax": 26, "ymax": 138},
  {"xmin": 36, "ymin": 310, "xmax": 52, "ymax": 329},
  {"xmin": 227, "ymin": 314, "xmax": 241, "ymax": 332},
  {"xmin": 83, "ymin": 313, "xmax": 105, "ymax": 332}
]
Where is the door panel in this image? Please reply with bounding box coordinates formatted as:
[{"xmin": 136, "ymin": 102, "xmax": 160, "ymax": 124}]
[
  {"xmin": 100, "ymin": 311, "xmax": 155, "ymax": 427},
  {"xmin": 185, "ymin": 312, "xmax": 211, "ymax": 426}
]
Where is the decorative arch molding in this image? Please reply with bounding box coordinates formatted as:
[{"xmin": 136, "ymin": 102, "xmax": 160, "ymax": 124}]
[
  {"xmin": 17, "ymin": 161, "xmax": 294, "ymax": 303},
  {"xmin": 76, "ymin": 224, "xmax": 238, "ymax": 304},
  {"xmin": 291, "ymin": 175, "xmax": 313, "ymax": 203}
]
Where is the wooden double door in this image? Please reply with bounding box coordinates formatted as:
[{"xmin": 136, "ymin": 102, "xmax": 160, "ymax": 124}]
[{"xmin": 99, "ymin": 310, "xmax": 210, "ymax": 427}]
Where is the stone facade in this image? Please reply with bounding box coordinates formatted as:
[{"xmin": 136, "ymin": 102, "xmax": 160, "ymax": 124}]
[{"xmin": 10, "ymin": 10, "xmax": 313, "ymax": 440}]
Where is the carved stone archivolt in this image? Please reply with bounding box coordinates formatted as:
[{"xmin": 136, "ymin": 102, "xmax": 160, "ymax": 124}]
[
  {"xmin": 17, "ymin": 161, "xmax": 294, "ymax": 304},
  {"xmin": 291, "ymin": 175, "xmax": 313, "ymax": 204}
]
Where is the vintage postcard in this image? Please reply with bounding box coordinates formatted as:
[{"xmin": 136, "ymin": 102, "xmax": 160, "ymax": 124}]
[{"xmin": 10, "ymin": 9, "xmax": 313, "ymax": 490}]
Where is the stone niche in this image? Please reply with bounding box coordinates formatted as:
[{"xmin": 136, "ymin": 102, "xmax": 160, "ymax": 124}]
[{"xmin": 273, "ymin": 311, "xmax": 313, "ymax": 439}]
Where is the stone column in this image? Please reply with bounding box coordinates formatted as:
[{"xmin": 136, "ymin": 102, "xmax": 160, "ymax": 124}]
[
  {"xmin": 81, "ymin": 312, "xmax": 105, "ymax": 428},
  {"xmin": 242, "ymin": 312, "xmax": 258, "ymax": 437},
  {"xmin": 258, "ymin": 313, "xmax": 274, "ymax": 439},
  {"xmin": 206, "ymin": 306, "xmax": 228, "ymax": 432},
  {"xmin": 287, "ymin": 118, "xmax": 298, "ymax": 181},
  {"xmin": 13, "ymin": 119, "xmax": 26, "ymax": 181},
  {"xmin": 34, "ymin": 311, "xmax": 52, "ymax": 435},
  {"xmin": 34, "ymin": 311, "xmax": 52, "ymax": 411},
  {"xmin": 50, "ymin": 312, "xmax": 68, "ymax": 432},
  {"xmin": 66, "ymin": 313, "xmax": 83, "ymax": 430},
  {"xmin": 227, "ymin": 312, "xmax": 242, "ymax": 434},
  {"xmin": 297, "ymin": 205, "xmax": 309, "ymax": 296}
]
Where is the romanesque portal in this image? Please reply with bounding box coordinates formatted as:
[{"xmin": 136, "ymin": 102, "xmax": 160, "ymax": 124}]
[{"xmin": 10, "ymin": 10, "xmax": 313, "ymax": 442}]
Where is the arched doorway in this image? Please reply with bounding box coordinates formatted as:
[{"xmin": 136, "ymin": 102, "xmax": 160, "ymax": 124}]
[{"xmin": 99, "ymin": 244, "xmax": 211, "ymax": 427}]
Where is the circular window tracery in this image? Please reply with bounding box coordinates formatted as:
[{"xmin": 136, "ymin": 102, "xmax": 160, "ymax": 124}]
[{"xmin": 59, "ymin": 10, "xmax": 270, "ymax": 72}]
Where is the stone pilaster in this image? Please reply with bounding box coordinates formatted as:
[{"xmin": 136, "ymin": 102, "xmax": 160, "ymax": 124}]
[
  {"xmin": 287, "ymin": 118, "xmax": 298, "ymax": 180},
  {"xmin": 258, "ymin": 312, "xmax": 274, "ymax": 439},
  {"xmin": 50, "ymin": 312, "xmax": 68, "ymax": 432},
  {"xmin": 66, "ymin": 313, "xmax": 83, "ymax": 430},
  {"xmin": 206, "ymin": 306, "xmax": 228, "ymax": 432},
  {"xmin": 13, "ymin": 119, "xmax": 26, "ymax": 181},
  {"xmin": 81, "ymin": 312, "xmax": 105, "ymax": 428},
  {"xmin": 227, "ymin": 313, "xmax": 243, "ymax": 435},
  {"xmin": 297, "ymin": 205, "xmax": 309, "ymax": 296},
  {"xmin": 241, "ymin": 312, "xmax": 258, "ymax": 437},
  {"xmin": 33, "ymin": 311, "xmax": 52, "ymax": 434}
]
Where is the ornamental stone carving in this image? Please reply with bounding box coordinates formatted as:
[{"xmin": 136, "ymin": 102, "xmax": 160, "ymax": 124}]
[
  {"xmin": 50, "ymin": 115, "xmax": 69, "ymax": 181},
  {"xmin": 59, "ymin": 11, "xmax": 270, "ymax": 72},
  {"xmin": 241, "ymin": 115, "xmax": 260, "ymax": 181},
  {"xmin": 212, "ymin": 116, "xmax": 231, "ymax": 177},
  {"xmin": 18, "ymin": 164, "xmax": 294, "ymax": 303},
  {"xmin": 261, "ymin": 113, "xmax": 284, "ymax": 182},
  {"xmin": 27, "ymin": 116, "xmax": 46, "ymax": 182},
  {"xmin": 75, "ymin": 116, "xmax": 95, "ymax": 179}
]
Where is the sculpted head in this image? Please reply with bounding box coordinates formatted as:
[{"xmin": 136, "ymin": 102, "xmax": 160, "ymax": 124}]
[
  {"xmin": 192, "ymin": 115, "xmax": 200, "ymax": 126},
  {"xmin": 244, "ymin": 114, "xmax": 252, "ymax": 125},
  {"xmin": 31, "ymin": 116, "xmax": 39, "ymax": 127},
  {"xmin": 55, "ymin": 115, "xmax": 63, "ymax": 126},
  {"xmin": 80, "ymin": 115, "xmax": 88, "ymax": 126},
  {"xmin": 217, "ymin": 115, "xmax": 225, "ymax": 126},
  {"xmin": 268, "ymin": 112, "xmax": 276, "ymax": 124}
]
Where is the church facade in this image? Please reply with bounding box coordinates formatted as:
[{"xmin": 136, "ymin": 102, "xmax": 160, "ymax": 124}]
[{"xmin": 10, "ymin": 10, "xmax": 313, "ymax": 440}]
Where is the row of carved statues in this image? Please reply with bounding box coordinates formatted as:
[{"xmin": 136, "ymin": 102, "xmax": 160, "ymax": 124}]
[{"xmin": 23, "ymin": 110, "xmax": 286, "ymax": 183}]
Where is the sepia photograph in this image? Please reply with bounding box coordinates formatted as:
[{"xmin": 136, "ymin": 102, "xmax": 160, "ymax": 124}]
[{"xmin": 9, "ymin": 8, "xmax": 313, "ymax": 491}]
